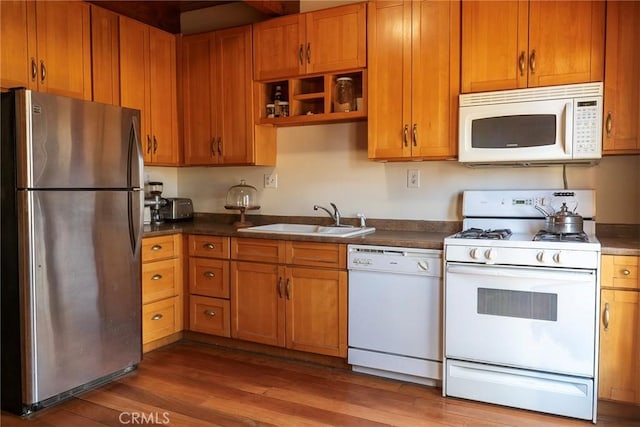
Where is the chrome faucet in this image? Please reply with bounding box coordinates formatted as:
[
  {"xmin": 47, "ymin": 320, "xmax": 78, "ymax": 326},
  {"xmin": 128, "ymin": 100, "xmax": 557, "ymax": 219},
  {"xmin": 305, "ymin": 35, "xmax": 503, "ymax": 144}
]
[{"xmin": 313, "ymin": 202, "xmax": 342, "ymax": 226}]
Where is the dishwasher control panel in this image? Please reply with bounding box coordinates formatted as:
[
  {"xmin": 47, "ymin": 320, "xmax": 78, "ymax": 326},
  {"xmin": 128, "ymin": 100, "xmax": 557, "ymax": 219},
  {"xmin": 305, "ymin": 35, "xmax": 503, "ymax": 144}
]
[{"xmin": 348, "ymin": 245, "xmax": 442, "ymax": 276}]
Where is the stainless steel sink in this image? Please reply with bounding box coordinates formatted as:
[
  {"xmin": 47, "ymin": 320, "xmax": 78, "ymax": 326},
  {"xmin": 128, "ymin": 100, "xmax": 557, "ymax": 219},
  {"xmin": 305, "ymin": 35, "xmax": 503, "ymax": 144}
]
[{"xmin": 238, "ymin": 223, "xmax": 376, "ymax": 238}]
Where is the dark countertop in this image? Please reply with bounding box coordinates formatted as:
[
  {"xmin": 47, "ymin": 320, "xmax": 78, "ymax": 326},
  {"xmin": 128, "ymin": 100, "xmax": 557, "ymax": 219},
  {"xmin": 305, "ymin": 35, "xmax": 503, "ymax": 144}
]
[{"xmin": 143, "ymin": 215, "xmax": 640, "ymax": 255}]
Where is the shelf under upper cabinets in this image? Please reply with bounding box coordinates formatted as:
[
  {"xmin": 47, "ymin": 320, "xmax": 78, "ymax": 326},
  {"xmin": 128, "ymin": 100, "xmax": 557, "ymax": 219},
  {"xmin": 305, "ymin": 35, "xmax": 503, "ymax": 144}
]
[{"xmin": 255, "ymin": 69, "xmax": 367, "ymax": 127}]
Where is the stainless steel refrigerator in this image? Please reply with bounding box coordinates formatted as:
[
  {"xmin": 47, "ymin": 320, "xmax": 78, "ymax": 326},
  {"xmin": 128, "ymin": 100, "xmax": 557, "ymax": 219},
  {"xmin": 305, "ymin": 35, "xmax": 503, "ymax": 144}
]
[{"xmin": 1, "ymin": 89, "xmax": 143, "ymax": 414}]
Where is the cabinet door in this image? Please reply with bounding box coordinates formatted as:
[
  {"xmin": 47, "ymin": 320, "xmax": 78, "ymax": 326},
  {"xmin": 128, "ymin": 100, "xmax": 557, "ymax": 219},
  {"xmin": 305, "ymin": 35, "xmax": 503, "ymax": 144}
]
[
  {"xmin": 528, "ymin": 1, "xmax": 604, "ymax": 87},
  {"xmin": 148, "ymin": 27, "xmax": 179, "ymax": 165},
  {"xmin": 461, "ymin": 0, "xmax": 527, "ymax": 93},
  {"xmin": 230, "ymin": 261, "xmax": 285, "ymax": 347},
  {"xmin": 367, "ymin": 0, "xmax": 412, "ymax": 160},
  {"xmin": 603, "ymin": 0, "xmax": 640, "ymax": 154},
  {"xmin": 253, "ymin": 14, "xmax": 304, "ymax": 80},
  {"xmin": 286, "ymin": 267, "xmax": 347, "ymax": 357},
  {"xmin": 304, "ymin": 2, "xmax": 366, "ymax": 75},
  {"xmin": 34, "ymin": 1, "xmax": 92, "ymax": 100},
  {"xmin": 599, "ymin": 289, "xmax": 640, "ymax": 404},
  {"xmin": 182, "ymin": 32, "xmax": 217, "ymax": 165},
  {"xmin": 91, "ymin": 5, "xmax": 120, "ymax": 105},
  {"xmin": 119, "ymin": 16, "xmax": 151, "ymax": 162},
  {"xmin": 0, "ymin": 0, "xmax": 36, "ymax": 90},
  {"xmin": 411, "ymin": 0, "xmax": 459, "ymax": 159},
  {"xmin": 215, "ymin": 26, "xmax": 254, "ymax": 165}
]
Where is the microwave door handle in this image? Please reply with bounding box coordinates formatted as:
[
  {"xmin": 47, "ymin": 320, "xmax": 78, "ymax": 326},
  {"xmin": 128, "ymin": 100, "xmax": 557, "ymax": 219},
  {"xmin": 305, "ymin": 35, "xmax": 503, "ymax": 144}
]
[{"xmin": 564, "ymin": 102, "xmax": 573, "ymax": 156}]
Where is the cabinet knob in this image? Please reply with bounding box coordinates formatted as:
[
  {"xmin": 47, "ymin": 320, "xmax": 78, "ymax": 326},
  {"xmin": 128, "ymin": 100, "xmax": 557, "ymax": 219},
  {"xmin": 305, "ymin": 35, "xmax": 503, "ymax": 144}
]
[
  {"xmin": 204, "ymin": 243, "xmax": 216, "ymax": 250},
  {"xmin": 40, "ymin": 60, "xmax": 46, "ymax": 83},
  {"xmin": 31, "ymin": 58, "xmax": 37, "ymax": 81},
  {"xmin": 151, "ymin": 274, "xmax": 162, "ymax": 281},
  {"xmin": 622, "ymin": 269, "xmax": 631, "ymax": 276},
  {"xmin": 518, "ymin": 51, "xmax": 526, "ymax": 76},
  {"xmin": 529, "ymin": 49, "xmax": 536, "ymax": 74},
  {"xmin": 603, "ymin": 302, "xmax": 610, "ymax": 331},
  {"xmin": 204, "ymin": 271, "xmax": 216, "ymax": 278},
  {"xmin": 151, "ymin": 244, "xmax": 162, "ymax": 251},
  {"xmin": 204, "ymin": 309, "xmax": 216, "ymax": 317},
  {"xmin": 151, "ymin": 313, "xmax": 163, "ymax": 321}
]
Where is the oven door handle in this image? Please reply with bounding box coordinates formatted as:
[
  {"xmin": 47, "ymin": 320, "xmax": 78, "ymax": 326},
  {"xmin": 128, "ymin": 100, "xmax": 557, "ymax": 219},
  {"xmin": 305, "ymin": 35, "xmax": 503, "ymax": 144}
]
[{"xmin": 446, "ymin": 263, "xmax": 595, "ymax": 282}]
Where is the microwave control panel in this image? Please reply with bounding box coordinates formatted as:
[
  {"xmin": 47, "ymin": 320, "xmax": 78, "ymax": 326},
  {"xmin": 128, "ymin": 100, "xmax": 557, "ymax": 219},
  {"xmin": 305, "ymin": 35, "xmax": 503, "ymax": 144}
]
[{"xmin": 574, "ymin": 99, "xmax": 601, "ymax": 157}]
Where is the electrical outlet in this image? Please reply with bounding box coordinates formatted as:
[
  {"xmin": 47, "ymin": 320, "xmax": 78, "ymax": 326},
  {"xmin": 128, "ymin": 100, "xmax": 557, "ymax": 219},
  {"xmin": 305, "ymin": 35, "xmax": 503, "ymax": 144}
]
[
  {"xmin": 264, "ymin": 173, "xmax": 278, "ymax": 188},
  {"xmin": 407, "ymin": 169, "xmax": 420, "ymax": 188}
]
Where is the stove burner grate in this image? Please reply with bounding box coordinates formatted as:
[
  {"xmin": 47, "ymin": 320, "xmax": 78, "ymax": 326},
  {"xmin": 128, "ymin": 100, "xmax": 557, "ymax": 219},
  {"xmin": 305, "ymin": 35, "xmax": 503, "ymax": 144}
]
[
  {"xmin": 454, "ymin": 228, "xmax": 513, "ymax": 240},
  {"xmin": 533, "ymin": 230, "xmax": 590, "ymax": 243}
]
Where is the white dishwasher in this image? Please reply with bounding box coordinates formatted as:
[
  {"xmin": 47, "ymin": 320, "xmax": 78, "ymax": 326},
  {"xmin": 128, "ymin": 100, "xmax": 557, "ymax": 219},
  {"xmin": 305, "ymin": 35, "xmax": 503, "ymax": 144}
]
[{"xmin": 347, "ymin": 244, "xmax": 442, "ymax": 386}]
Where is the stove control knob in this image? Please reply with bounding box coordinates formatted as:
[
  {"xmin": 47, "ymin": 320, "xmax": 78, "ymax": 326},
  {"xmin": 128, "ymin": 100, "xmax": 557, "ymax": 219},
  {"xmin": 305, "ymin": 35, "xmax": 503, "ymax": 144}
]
[
  {"xmin": 470, "ymin": 248, "xmax": 480, "ymax": 259},
  {"xmin": 553, "ymin": 252, "xmax": 562, "ymax": 264},
  {"xmin": 536, "ymin": 251, "xmax": 546, "ymax": 263},
  {"xmin": 485, "ymin": 249, "xmax": 496, "ymax": 260}
]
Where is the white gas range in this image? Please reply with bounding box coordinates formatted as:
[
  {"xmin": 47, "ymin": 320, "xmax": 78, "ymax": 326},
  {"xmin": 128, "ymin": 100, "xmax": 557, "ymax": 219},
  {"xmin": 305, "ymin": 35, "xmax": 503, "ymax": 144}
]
[{"xmin": 442, "ymin": 189, "xmax": 601, "ymax": 423}]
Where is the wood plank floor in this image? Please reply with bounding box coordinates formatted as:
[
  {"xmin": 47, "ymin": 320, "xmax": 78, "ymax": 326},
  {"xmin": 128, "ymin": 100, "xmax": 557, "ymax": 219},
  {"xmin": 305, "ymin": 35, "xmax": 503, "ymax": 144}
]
[{"xmin": 2, "ymin": 340, "xmax": 639, "ymax": 426}]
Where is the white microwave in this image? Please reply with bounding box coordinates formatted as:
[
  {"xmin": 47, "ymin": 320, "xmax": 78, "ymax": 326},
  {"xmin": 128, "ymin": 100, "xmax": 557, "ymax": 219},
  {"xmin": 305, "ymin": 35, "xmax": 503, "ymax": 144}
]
[{"xmin": 458, "ymin": 83, "xmax": 603, "ymax": 167}]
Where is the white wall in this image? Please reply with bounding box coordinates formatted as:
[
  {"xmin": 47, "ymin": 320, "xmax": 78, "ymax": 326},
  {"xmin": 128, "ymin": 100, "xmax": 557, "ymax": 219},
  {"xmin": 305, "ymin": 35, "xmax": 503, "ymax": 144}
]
[{"xmin": 144, "ymin": 122, "xmax": 640, "ymax": 224}]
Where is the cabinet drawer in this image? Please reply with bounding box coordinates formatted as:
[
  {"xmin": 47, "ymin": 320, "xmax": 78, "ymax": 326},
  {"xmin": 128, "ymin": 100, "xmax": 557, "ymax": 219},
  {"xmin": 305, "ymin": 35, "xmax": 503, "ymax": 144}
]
[
  {"xmin": 286, "ymin": 241, "xmax": 346, "ymax": 269},
  {"xmin": 142, "ymin": 234, "xmax": 181, "ymax": 262},
  {"xmin": 231, "ymin": 237, "xmax": 286, "ymax": 264},
  {"xmin": 143, "ymin": 296, "xmax": 181, "ymax": 344},
  {"xmin": 188, "ymin": 235, "xmax": 230, "ymax": 258},
  {"xmin": 142, "ymin": 258, "xmax": 181, "ymax": 303},
  {"xmin": 190, "ymin": 295, "xmax": 230, "ymax": 337},
  {"xmin": 602, "ymin": 255, "xmax": 639, "ymax": 289},
  {"xmin": 189, "ymin": 257, "xmax": 230, "ymax": 298}
]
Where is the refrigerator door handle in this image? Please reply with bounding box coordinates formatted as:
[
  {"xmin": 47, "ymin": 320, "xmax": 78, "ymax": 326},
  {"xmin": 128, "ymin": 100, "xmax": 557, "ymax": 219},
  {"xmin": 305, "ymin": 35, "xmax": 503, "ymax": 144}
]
[
  {"xmin": 127, "ymin": 115, "xmax": 144, "ymax": 190},
  {"xmin": 128, "ymin": 189, "xmax": 143, "ymax": 255}
]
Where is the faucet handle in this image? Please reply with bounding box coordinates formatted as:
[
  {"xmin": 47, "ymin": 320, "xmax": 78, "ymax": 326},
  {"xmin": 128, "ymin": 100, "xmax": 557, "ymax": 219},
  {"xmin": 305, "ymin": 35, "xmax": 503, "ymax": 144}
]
[{"xmin": 356, "ymin": 213, "xmax": 367, "ymax": 228}]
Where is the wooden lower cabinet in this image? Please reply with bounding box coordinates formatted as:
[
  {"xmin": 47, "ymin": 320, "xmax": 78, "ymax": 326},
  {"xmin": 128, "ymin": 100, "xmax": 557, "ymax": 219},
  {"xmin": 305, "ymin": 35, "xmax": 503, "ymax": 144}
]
[
  {"xmin": 230, "ymin": 238, "xmax": 348, "ymax": 357},
  {"xmin": 141, "ymin": 234, "xmax": 183, "ymax": 349},
  {"xmin": 187, "ymin": 234, "xmax": 231, "ymax": 337},
  {"xmin": 598, "ymin": 255, "xmax": 640, "ymax": 404}
]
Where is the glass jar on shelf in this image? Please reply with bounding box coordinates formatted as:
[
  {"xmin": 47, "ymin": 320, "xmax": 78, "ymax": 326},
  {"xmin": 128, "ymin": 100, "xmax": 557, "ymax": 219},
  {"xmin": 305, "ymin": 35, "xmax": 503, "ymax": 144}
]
[{"xmin": 333, "ymin": 77, "xmax": 355, "ymax": 112}]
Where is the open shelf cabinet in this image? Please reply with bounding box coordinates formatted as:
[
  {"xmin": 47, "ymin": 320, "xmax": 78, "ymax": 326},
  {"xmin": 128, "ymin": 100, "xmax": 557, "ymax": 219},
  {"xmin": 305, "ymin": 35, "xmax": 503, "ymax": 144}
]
[{"xmin": 255, "ymin": 69, "xmax": 367, "ymax": 126}]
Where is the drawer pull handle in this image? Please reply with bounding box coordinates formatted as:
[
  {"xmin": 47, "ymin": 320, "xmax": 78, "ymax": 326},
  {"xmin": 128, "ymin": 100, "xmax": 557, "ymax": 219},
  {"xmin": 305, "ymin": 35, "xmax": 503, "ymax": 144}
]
[
  {"xmin": 204, "ymin": 309, "xmax": 216, "ymax": 317},
  {"xmin": 31, "ymin": 58, "xmax": 37, "ymax": 81},
  {"xmin": 151, "ymin": 274, "xmax": 162, "ymax": 280},
  {"xmin": 203, "ymin": 243, "xmax": 215, "ymax": 250},
  {"xmin": 151, "ymin": 244, "xmax": 162, "ymax": 251},
  {"xmin": 151, "ymin": 313, "xmax": 163, "ymax": 321},
  {"xmin": 518, "ymin": 51, "xmax": 526, "ymax": 76},
  {"xmin": 622, "ymin": 269, "xmax": 631, "ymax": 276},
  {"xmin": 606, "ymin": 112, "xmax": 612, "ymax": 138},
  {"xmin": 204, "ymin": 271, "xmax": 215, "ymax": 278},
  {"xmin": 529, "ymin": 49, "xmax": 536, "ymax": 74},
  {"xmin": 285, "ymin": 278, "xmax": 291, "ymax": 300},
  {"xmin": 40, "ymin": 60, "xmax": 46, "ymax": 83},
  {"xmin": 603, "ymin": 303, "xmax": 610, "ymax": 331}
]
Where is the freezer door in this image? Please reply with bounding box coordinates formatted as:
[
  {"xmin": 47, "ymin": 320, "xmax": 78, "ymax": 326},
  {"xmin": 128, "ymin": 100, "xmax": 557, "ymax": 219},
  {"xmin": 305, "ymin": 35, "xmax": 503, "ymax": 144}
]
[
  {"xmin": 15, "ymin": 90, "xmax": 142, "ymax": 190},
  {"xmin": 19, "ymin": 190, "xmax": 141, "ymax": 405}
]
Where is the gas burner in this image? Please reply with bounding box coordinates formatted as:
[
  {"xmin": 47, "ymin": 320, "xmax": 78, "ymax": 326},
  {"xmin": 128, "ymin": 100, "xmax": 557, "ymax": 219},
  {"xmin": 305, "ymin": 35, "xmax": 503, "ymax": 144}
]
[
  {"xmin": 455, "ymin": 228, "xmax": 513, "ymax": 240},
  {"xmin": 533, "ymin": 230, "xmax": 590, "ymax": 243}
]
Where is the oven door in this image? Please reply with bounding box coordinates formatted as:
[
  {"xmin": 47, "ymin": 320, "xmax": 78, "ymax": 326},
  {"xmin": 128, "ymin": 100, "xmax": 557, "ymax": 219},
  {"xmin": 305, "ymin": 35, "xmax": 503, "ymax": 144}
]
[{"xmin": 445, "ymin": 263, "xmax": 597, "ymax": 377}]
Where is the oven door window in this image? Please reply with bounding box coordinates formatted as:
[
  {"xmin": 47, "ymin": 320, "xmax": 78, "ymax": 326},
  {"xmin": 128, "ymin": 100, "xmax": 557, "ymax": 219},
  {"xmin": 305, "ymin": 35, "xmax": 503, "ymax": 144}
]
[
  {"xmin": 471, "ymin": 115, "xmax": 556, "ymax": 148},
  {"xmin": 445, "ymin": 263, "xmax": 596, "ymax": 377}
]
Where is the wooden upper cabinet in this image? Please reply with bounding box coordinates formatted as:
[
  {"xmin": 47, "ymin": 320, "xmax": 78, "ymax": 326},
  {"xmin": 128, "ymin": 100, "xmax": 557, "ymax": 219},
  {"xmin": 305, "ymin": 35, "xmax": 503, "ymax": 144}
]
[
  {"xmin": 1, "ymin": 1, "xmax": 91, "ymax": 100},
  {"xmin": 119, "ymin": 16, "xmax": 179, "ymax": 165},
  {"xmin": 368, "ymin": 0, "xmax": 459, "ymax": 161},
  {"xmin": 461, "ymin": 0, "xmax": 605, "ymax": 93},
  {"xmin": 602, "ymin": 0, "xmax": 640, "ymax": 155},
  {"xmin": 253, "ymin": 2, "xmax": 366, "ymax": 80},
  {"xmin": 0, "ymin": 0, "xmax": 36, "ymax": 91},
  {"xmin": 253, "ymin": 14, "xmax": 304, "ymax": 81},
  {"xmin": 90, "ymin": 5, "xmax": 120, "ymax": 105},
  {"xmin": 183, "ymin": 26, "xmax": 275, "ymax": 166}
]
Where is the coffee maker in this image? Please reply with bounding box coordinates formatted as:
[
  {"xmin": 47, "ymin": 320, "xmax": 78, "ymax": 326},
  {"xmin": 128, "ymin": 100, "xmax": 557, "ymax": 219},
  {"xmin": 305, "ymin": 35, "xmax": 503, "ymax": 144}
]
[{"xmin": 144, "ymin": 181, "xmax": 167, "ymax": 224}]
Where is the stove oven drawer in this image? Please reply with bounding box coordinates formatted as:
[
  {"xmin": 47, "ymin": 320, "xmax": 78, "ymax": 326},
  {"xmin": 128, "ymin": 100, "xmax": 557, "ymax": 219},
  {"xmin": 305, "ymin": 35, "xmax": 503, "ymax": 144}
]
[{"xmin": 444, "ymin": 263, "xmax": 597, "ymax": 377}]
